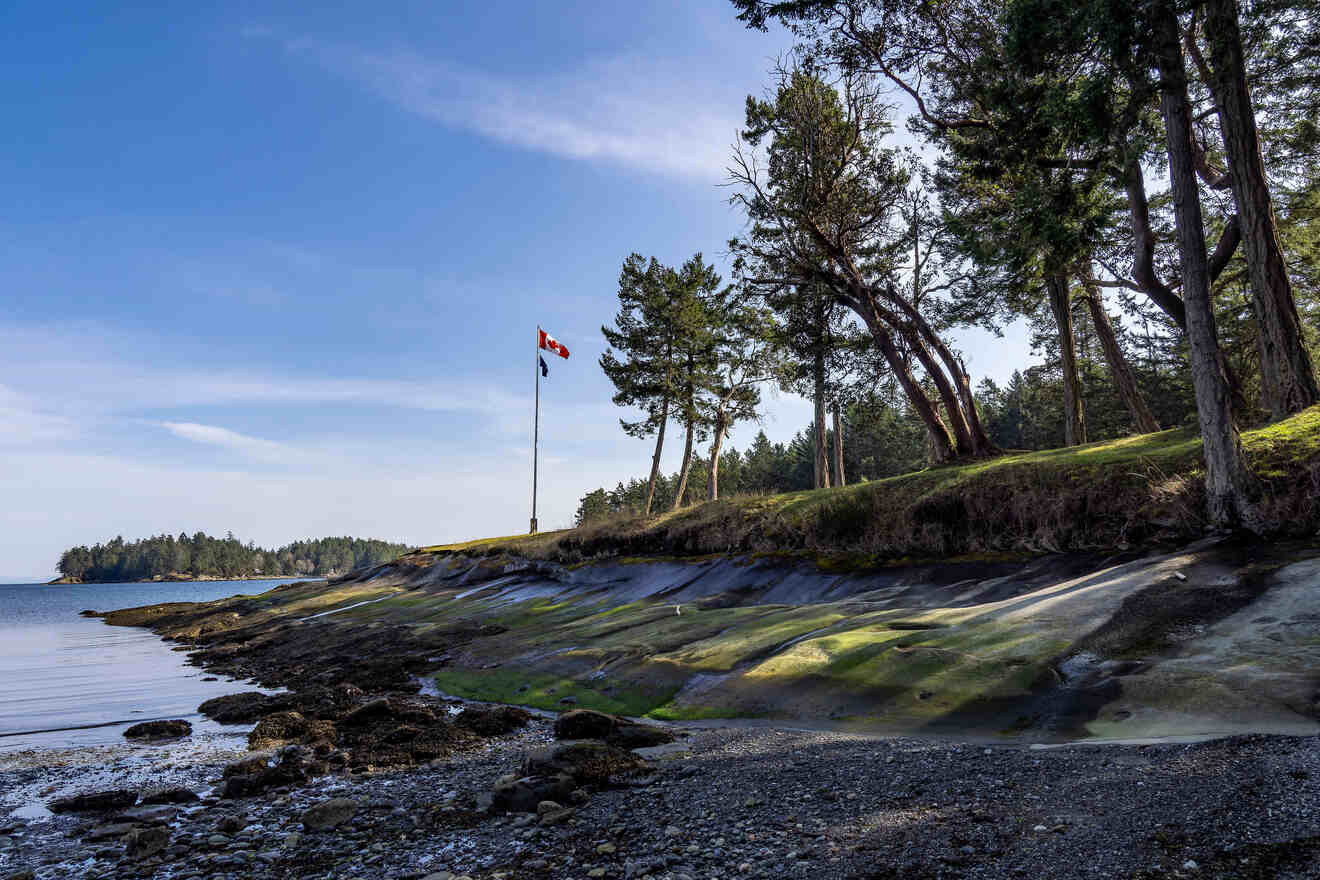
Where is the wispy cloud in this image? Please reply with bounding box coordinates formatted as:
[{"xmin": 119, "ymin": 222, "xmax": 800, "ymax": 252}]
[
  {"xmin": 7, "ymin": 365, "xmax": 526, "ymax": 422},
  {"xmin": 159, "ymin": 421, "xmax": 296, "ymax": 463},
  {"xmin": 0, "ymin": 319, "xmax": 527, "ymax": 417},
  {"xmin": 179, "ymin": 375, "xmax": 528, "ymax": 414},
  {"xmin": 0, "ymin": 385, "xmax": 78, "ymax": 447},
  {"xmin": 278, "ymin": 38, "xmax": 744, "ymax": 180}
]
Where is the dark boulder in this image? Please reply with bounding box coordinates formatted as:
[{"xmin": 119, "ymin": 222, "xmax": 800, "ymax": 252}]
[
  {"xmin": 248, "ymin": 711, "xmax": 335, "ymax": 750},
  {"xmin": 295, "ymin": 683, "xmax": 366, "ymax": 718},
  {"xmin": 83, "ymin": 822, "xmax": 135, "ymax": 842},
  {"xmin": 553, "ymin": 709, "xmax": 615, "ymax": 740},
  {"xmin": 300, "ymin": 797, "xmax": 358, "ymax": 831},
  {"xmin": 48, "ymin": 789, "xmax": 138, "ymax": 814},
  {"xmin": 219, "ymin": 763, "xmax": 302, "ymax": 799},
  {"xmin": 383, "ymin": 724, "xmax": 422, "ymax": 744},
  {"xmin": 341, "ymin": 698, "xmax": 435, "ymax": 728},
  {"xmin": 609, "ymin": 722, "xmax": 675, "ymax": 749},
  {"xmin": 216, "ymin": 814, "xmax": 246, "ymax": 834},
  {"xmin": 200, "ymin": 686, "xmax": 362, "ymax": 726},
  {"xmin": 123, "ymin": 719, "xmax": 192, "ymax": 741},
  {"xmin": 456, "ymin": 705, "xmax": 533, "ymax": 736},
  {"xmin": 520, "ymin": 741, "xmax": 648, "ymax": 788},
  {"xmin": 553, "ymin": 709, "xmax": 674, "ymax": 748},
  {"xmin": 140, "ymin": 787, "xmax": 199, "ymax": 805},
  {"xmin": 401, "ymin": 723, "xmax": 473, "ymax": 764},
  {"xmin": 491, "ymin": 773, "xmax": 576, "ymax": 814},
  {"xmin": 124, "ymin": 827, "xmax": 170, "ymax": 860},
  {"xmin": 223, "ymin": 756, "xmax": 270, "ymax": 778},
  {"xmin": 329, "ymin": 698, "xmax": 470, "ymax": 768},
  {"xmin": 220, "ymin": 748, "xmax": 323, "ymax": 798},
  {"xmin": 198, "ymin": 692, "xmax": 289, "ymax": 724},
  {"xmin": 248, "ymin": 711, "xmax": 308, "ymax": 749},
  {"xmin": 339, "ymin": 698, "xmax": 394, "ymax": 727},
  {"xmin": 112, "ymin": 805, "xmax": 178, "ymax": 825}
]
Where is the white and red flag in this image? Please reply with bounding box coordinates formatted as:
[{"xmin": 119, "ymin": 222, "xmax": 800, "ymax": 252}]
[{"xmin": 538, "ymin": 328, "xmax": 570, "ymax": 359}]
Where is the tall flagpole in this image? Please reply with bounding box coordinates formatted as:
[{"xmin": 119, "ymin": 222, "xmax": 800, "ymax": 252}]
[{"xmin": 530, "ymin": 325, "xmax": 540, "ymax": 535}]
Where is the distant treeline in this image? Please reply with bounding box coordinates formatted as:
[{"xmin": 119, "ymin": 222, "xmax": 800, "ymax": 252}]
[{"xmin": 56, "ymin": 532, "xmax": 414, "ymax": 583}]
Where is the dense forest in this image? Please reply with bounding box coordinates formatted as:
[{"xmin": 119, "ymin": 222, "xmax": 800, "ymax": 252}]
[
  {"xmin": 580, "ymin": 0, "xmax": 1320, "ymax": 531},
  {"xmin": 55, "ymin": 532, "xmax": 413, "ymax": 583}
]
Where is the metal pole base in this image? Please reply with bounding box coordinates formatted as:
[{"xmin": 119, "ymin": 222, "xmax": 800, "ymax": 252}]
[{"xmin": 529, "ymin": 518, "xmax": 538, "ymax": 535}]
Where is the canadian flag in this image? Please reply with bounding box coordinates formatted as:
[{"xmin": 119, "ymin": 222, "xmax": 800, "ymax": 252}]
[{"xmin": 538, "ymin": 328, "xmax": 570, "ymax": 359}]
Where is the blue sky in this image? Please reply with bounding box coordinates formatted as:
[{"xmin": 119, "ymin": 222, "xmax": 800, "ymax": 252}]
[{"xmin": 0, "ymin": 1, "xmax": 1033, "ymax": 580}]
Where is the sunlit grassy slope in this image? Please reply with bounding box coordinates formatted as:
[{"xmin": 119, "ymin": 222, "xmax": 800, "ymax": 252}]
[{"xmin": 425, "ymin": 406, "xmax": 1320, "ymax": 564}]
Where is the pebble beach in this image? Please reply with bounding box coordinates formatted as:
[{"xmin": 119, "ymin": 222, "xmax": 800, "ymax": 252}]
[{"xmin": 4, "ymin": 709, "xmax": 1319, "ymax": 880}]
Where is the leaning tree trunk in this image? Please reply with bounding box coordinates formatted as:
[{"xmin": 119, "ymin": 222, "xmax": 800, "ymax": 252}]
[
  {"xmin": 1082, "ymin": 287, "xmax": 1162, "ymax": 434},
  {"xmin": 813, "ymin": 347, "xmax": 831, "ymax": 489},
  {"xmin": 875, "ymin": 292, "xmax": 974, "ymax": 455},
  {"xmin": 893, "ymin": 321, "xmax": 975, "ymax": 456},
  {"xmin": 1203, "ymin": 0, "xmax": 1320, "ymax": 419},
  {"xmin": 918, "ymin": 321, "xmax": 993, "ymax": 455},
  {"xmin": 706, "ymin": 411, "xmax": 728, "ymax": 501},
  {"xmin": 956, "ymin": 355, "xmax": 993, "ymax": 455},
  {"xmin": 855, "ymin": 309, "xmax": 957, "ymax": 463},
  {"xmin": 885, "ymin": 287, "xmax": 994, "ymax": 455},
  {"xmin": 1046, "ymin": 274, "xmax": 1087, "ymax": 446},
  {"xmin": 831, "ymin": 403, "xmax": 846, "ymax": 488},
  {"xmin": 643, "ymin": 397, "xmax": 669, "ymax": 516},
  {"xmin": 807, "ymin": 227, "xmax": 973, "ymax": 461},
  {"xmin": 1154, "ymin": 1, "xmax": 1259, "ymax": 530},
  {"xmin": 672, "ymin": 410, "xmax": 696, "ymax": 512}
]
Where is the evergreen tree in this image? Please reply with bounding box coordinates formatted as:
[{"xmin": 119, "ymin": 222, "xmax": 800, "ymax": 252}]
[
  {"xmin": 667, "ymin": 254, "xmax": 725, "ymax": 510},
  {"xmin": 600, "ymin": 253, "xmax": 723, "ymax": 514},
  {"xmin": 703, "ymin": 291, "xmax": 781, "ymax": 500},
  {"xmin": 600, "ymin": 254, "xmax": 681, "ymax": 516},
  {"xmin": 575, "ymin": 489, "xmax": 611, "ymax": 526}
]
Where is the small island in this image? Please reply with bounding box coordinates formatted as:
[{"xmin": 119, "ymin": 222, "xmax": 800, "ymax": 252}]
[{"xmin": 50, "ymin": 532, "xmax": 413, "ymax": 584}]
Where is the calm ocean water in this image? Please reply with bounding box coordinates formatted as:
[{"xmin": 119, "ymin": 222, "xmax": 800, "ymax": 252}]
[{"xmin": 0, "ymin": 579, "xmax": 303, "ymax": 751}]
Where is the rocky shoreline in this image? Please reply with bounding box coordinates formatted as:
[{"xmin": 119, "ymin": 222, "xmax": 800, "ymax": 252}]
[{"xmin": 3, "ymin": 711, "xmax": 1320, "ymax": 880}]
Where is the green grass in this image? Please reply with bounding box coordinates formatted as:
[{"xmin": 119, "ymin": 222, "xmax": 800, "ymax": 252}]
[
  {"xmin": 1243, "ymin": 405, "xmax": 1320, "ymax": 478},
  {"xmin": 417, "ymin": 528, "xmax": 575, "ymax": 558},
  {"xmin": 428, "ymin": 666, "xmax": 679, "ymax": 718}
]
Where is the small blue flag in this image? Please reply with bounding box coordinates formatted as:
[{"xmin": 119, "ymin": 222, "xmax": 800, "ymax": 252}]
[{"xmin": 539, "ymin": 355, "xmax": 549, "ymax": 377}]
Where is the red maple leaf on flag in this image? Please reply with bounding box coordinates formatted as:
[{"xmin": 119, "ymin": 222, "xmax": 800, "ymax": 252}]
[{"xmin": 538, "ymin": 328, "xmax": 570, "ymax": 359}]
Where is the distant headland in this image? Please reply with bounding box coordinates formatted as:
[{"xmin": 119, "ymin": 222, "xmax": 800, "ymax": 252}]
[
  {"xmin": 51, "ymin": 532, "xmax": 413, "ymax": 585},
  {"xmin": 47, "ymin": 572, "xmax": 298, "ymax": 585}
]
